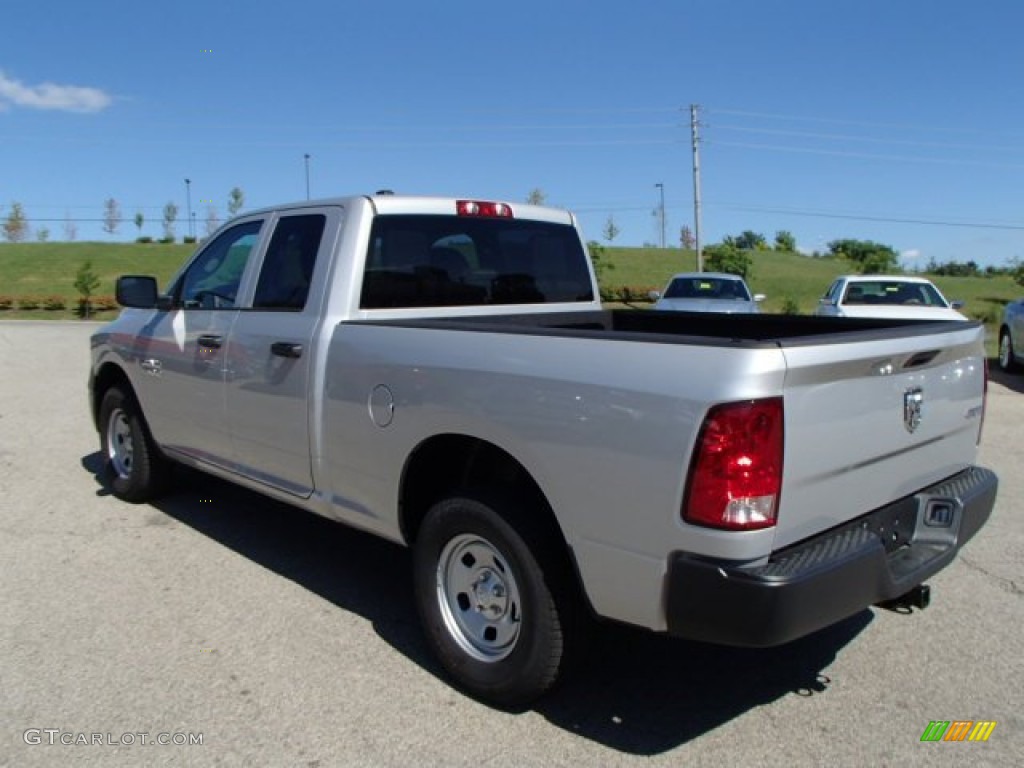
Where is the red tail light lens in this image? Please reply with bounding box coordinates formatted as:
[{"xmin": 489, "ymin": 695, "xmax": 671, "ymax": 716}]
[
  {"xmin": 456, "ymin": 200, "xmax": 514, "ymax": 218},
  {"xmin": 684, "ymin": 397, "xmax": 784, "ymax": 531}
]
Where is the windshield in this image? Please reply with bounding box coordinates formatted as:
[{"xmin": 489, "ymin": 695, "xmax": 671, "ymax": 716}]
[
  {"xmin": 841, "ymin": 280, "xmax": 948, "ymax": 308},
  {"xmin": 664, "ymin": 276, "xmax": 751, "ymax": 301}
]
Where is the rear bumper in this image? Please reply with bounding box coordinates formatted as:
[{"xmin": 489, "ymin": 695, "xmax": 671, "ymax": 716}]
[{"xmin": 665, "ymin": 466, "xmax": 997, "ymax": 647}]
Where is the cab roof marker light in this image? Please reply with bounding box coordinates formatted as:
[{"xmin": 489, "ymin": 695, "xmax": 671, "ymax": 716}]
[{"xmin": 456, "ymin": 200, "xmax": 514, "ymax": 218}]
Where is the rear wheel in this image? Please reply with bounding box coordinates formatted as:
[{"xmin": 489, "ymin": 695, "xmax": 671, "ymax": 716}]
[
  {"xmin": 99, "ymin": 387, "xmax": 169, "ymax": 502},
  {"xmin": 413, "ymin": 493, "xmax": 581, "ymax": 708},
  {"xmin": 999, "ymin": 329, "xmax": 1021, "ymax": 373}
]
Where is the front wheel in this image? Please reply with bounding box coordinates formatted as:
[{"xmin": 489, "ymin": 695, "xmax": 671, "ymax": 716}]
[
  {"xmin": 98, "ymin": 387, "xmax": 170, "ymax": 502},
  {"xmin": 413, "ymin": 493, "xmax": 580, "ymax": 708},
  {"xmin": 999, "ymin": 330, "xmax": 1021, "ymax": 373}
]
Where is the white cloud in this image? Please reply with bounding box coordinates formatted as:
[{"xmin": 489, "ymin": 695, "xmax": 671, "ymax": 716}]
[
  {"xmin": 0, "ymin": 70, "xmax": 112, "ymax": 113},
  {"xmin": 900, "ymin": 248, "xmax": 923, "ymax": 261}
]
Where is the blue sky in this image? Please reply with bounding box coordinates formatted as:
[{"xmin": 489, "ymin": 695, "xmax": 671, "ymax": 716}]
[{"xmin": 3, "ymin": 0, "xmax": 1024, "ymax": 267}]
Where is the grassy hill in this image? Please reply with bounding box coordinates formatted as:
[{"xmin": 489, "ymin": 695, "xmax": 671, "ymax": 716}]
[
  {"xmin": 601, "ymin": 246, "xmax": 1019, "ymax": 325},
  {"xmin": 0, "ymin": 242, "xmax": 1019, "ymax": 344}
]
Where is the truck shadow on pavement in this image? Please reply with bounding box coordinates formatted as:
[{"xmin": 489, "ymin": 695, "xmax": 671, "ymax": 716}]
[
  {"xmin": 82, "ymin": 453, "xmax": 873, "ymax": 755},
  {"xmin": 988, "ymin": 357, "xmax": 1024, "ymax": 393}
]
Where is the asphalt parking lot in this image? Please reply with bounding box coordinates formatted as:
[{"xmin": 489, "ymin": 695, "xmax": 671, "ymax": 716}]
[{"xmin": 2, "ymin": 320, "xmax": 1022, "ymax": 767}]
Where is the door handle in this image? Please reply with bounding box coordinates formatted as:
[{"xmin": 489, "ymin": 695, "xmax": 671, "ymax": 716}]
[
  {"xmin": 271, "ymin": 342, "xmax": 303, "ymax": 359},
  {"xmin": 197, "ymin": 334, "xmax": 222, "ymax": 349}
]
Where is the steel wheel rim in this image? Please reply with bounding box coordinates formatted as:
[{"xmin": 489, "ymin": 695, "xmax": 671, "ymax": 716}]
[
  {"xmin": 1000, "ymin": 334, "xmax": 1011, "ymax": 369},
  {"xmin": 436, "ymin": 533, "xmax": 522, "ymax": 662},
  {"xmin": 106, "ymin": 408, "xmax": 134, "ymax": 479}
]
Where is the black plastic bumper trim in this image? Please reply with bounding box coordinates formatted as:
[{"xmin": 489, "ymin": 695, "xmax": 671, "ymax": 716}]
[{"xmin": 665, "ymin": 466, "xmax": 998, "ymax": 647}]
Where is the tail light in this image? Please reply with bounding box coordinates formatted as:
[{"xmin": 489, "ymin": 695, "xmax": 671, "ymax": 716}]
[
  {"xmin": 457, "ymin": 200, "xmax": 514, "ymax": 218},
  {"xmin": 684, "ymin": 397, "xmax": 784, "ymax": 531}
]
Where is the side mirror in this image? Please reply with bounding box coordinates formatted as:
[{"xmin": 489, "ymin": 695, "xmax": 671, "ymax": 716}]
[
  {"xmin": 115, "ymin": 275, "xmax": 159, "ymax": 309},
  {"xmin": 753, "ymin": 294, "xmax": 766, "ymax": 302},
  {"xmin": 648, "ymin": 290, "xmax": 661, "ymax": 301},
  {"xmin": 951, "ymin": 300, "xmax": 965, "ymax": 310}
]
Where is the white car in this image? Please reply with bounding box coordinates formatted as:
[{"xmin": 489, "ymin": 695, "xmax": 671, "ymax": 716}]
[
  {"xmin": 650, "ymin": 272, "xmax": 765, "ymax": 313},
  {"xmin": 816, "ymin": 275, "xmax": 967, "ymax": 320}
]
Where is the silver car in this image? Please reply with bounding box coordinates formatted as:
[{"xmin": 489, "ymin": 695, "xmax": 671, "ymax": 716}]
[
  {"xmin": 651, "ymin": 272, "xmax": 765, "ymax": 313},
  {"xmin": 999, "ymin": 297, "xmax": 1024, "ymax": 372}
]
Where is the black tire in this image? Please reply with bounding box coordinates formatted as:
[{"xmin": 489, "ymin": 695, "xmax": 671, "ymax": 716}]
[
  {"xmin": 98, "ymin": 387, "xmax": 170, "ymax": 502},
  {"xmin": 413, "ymin": 492, "xmax": 581, "ymax": 708},
  {"xmin": 998, "ymin": 329, "xmax": 1021, "ymax": 373}
]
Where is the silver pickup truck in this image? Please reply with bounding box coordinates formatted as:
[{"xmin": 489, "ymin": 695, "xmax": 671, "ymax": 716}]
[{"xmin": 89, "ymin": 194, "xmax": 997, "ymax": 707}]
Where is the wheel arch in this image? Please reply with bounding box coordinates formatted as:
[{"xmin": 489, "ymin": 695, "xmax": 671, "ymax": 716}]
[
  {"xmin": 91, "ymin": 362, "xmax": 136, "ymax": 429},
  {"xmin": 398, "ymin": 435, "xmax": 581, "ymax": 591}
]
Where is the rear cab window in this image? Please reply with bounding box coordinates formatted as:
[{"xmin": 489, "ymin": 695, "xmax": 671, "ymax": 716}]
[{"xmin": 359, "ymin": 215, "xmax": 593, "ymax": 309}]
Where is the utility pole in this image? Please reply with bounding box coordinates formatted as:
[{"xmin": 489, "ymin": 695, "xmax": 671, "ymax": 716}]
[
  {"xmin": 654, "ymin": 182, "xmax": 666, "ymax": 248},
  {"xmin": 184, "ymin": 178, "xmax": 193, "ymax": 239},
  {"xmin": 304, "ymin": 154, "xmax": 311, "ymax": 200},
  {"xmin": 690, "ymin": 104, "xmax": 703, "ymax": 272}
]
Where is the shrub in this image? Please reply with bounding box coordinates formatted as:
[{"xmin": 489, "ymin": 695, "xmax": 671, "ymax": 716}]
[
  {"xmin": 135, "ymin": 236, "xmax": 154, "ymax": 243},
  {"xmin": 43, "ymin": 295, "xmax": 67, "ymax": 311},
  {"xmin": 0, "ymin": 296, "xmax": 13, "ymax": 310},
  {"xmin": 970, "ymin": 305, "xmax": 998, "ymax": 325},
  {"xmin": 600, "ymin": 285, "xmax": 659, "ymax": 304},
  {"xmin": 781, "ymin": 297, "xmax": 801, "ymax": 315},
  {"xmin": 183, "ymin": 235, "xmax": 197, "ymax": 244},
  {"xmin": 93, "ymin": 295, "xmax": 119, "ymax": 311},
  {"xmin": 17, "ymin": 295, "xmax": 42, "ymax": 310},
  {"xmin": 158, "ymin": 236, "xmax": 175, "ymax": 244}
]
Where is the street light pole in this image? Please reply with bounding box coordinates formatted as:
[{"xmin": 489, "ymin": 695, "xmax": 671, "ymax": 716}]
[
  {"xmin": 655, "ymin": 182, "xmax": 665, "ymax": 248},
  {"xmin": 304, "ymin": 154, "xmax": 311, "ymax": 200},
  {"xmin": 184, "ymin": 178, "xmax": 193, "ymax": 239}
]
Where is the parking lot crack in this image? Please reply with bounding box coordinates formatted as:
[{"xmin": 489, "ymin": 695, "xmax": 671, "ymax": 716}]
[{"xmin": 958, "ymin": 554, "xmax": 1023, "ymax": 598}]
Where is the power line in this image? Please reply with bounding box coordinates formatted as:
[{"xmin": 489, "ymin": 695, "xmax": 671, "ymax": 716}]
[
  {"xmin": 710, "ymin": 203, "xmax": 1024, "ymax": 231},
  {"xmin": 710, "ymin": 140, "xmax": 1024, "ymax": 170},
  {"xmin": 711, "ymin": 124, "xmax": 1024, "ymax": 154},
  {"xmin": 705, "ymin": 106, "xmax": 1016, "ymax": 138}
]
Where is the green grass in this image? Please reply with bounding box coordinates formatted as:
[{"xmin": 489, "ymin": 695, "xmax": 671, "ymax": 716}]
[
  {"xmin": 600, "ymin": 246, "xmax": 1020, "ymax": 320},
  {"xmin": 1, "ymin": 242, "xmax": 1020, "ymax": 352},
  {"xmin": 0, "ymin": 241, "xmax": 194, "ymax": 320}
]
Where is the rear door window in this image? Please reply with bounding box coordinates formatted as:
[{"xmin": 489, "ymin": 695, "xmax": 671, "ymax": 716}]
[{"xmin": 252, "ymin": 214, "xmax": 327, "ymax": 311}]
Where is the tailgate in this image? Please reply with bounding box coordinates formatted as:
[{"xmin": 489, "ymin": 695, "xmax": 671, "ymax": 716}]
[{"xmin": 774, "ymin": 322, "xmax": 986, "ymax": 549}]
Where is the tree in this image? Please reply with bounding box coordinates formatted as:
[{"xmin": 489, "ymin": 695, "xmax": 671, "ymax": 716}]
[
  {"xmin": 587, "ymin": 240, "xmax": 615, "ymax": 285},
  {"xmin": 36, "ymin": 227, "xmax": 50, "ymax": 243},
  {"xmin": 526, "ymin": 188, "xmax": 547, "ymax": 205},
  {"xmin": 134, "ymin": 211, "xmax": 144, "ymax": 235},
  {"xmin": 703, "ymin": 242, "xmax": 752, "ymax": 278},
  {"xmin": 227, "ymin": 186, "xmax": 245, "ymax": 217},
  {"xmin": 103, "ymin": 198, "xmax": 122, "ymax": 235},
  {"xmin": 827, "ymin": 239, "xmax": 899, "ymax": 274},
  {"xmin": 3, "ymin": 202, "xmax": 29, "ymax": 242},
  {"xmin": 74, "ymin": 261, "xmax": 101, "ymax": 319},
  {"xmin": 679, "ymin": 225, "xmax": 695, "ymax": 250},
  {"xmin": 162, "ymin": 202, "xmax": 178, "ymax": 240},
  {"xmin": 204, "ymin": 206, "xmax": 220, "ymax": 236},
  {"xmin": 602, "ymin": 214, "xmax": 619, "ymax": 243},
  {"xmin": 1013, "ymin": 259, "xmax": 1024, "ymax": 288},
  {"xmin": 774, "ymin": 230, "xmax": 796, "ymax": 252},
  {"xmin": 732, "ymin": 230, "xmax": 767, "ymax": 250}
]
